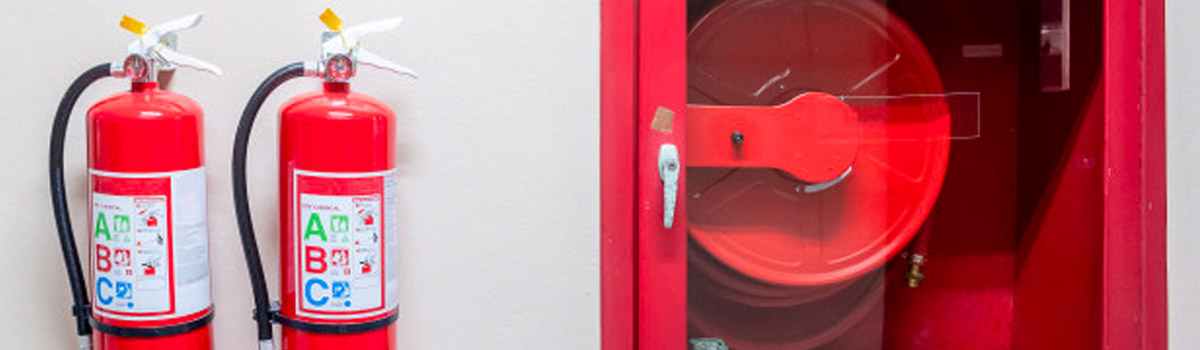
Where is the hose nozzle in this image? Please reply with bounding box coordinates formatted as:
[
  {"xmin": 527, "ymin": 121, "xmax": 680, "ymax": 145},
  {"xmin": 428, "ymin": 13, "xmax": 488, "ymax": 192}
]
[
  {"xmin": 77, "ymin": 335, "xmax": 92, "ymax": 350},
  {"xmin": 258, "ymin": 339, "xmax": 276, "ymax": 350}
]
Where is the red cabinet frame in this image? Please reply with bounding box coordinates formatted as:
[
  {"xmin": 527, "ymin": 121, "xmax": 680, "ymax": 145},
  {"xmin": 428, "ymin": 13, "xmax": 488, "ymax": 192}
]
[
  {"xmin": 1102, "ymin": 0, "xmax": 1167, "ymax": 347},
  {"xmin": 600, "ymin": 0, "xmax": 1165, "ymax": 348},
  {"xmin": 601, "ymin": 0, "xmax": 688, "ymax": 348}
]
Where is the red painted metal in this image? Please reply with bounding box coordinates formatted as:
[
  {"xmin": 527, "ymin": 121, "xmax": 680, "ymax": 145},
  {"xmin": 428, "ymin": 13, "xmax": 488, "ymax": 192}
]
[
  {"xmin": 1012, "ymin": 82, "xmax": 1104, "ymax": 349},
  {"xmin": 684, "ymin": 1, "xmax": 952, "ymax": 347},
  {"xmin": 599, "ymin": 0, "xmax": 1167, "ymax": 348},
  {"xmin": 87, "ymin": 82, "xmax": 211, "ymax": 349},
  {"xmin": 685, "ymin": 0, "xmax": 950, "ymax": 289},
  {"xmin": 686, "ymin": 93, "xmax": 860, "ymax": 184},
  {"xmin": 688, "ymin": 266, "xmax": 885, "ymax": 349},
  {"xmin": 879, "ymin": 0, "xmax": 1023, "ymax": 347},
  {"xmin": 685, "ymin": 242, "xmax": 858, "ymax": 308},
  {"xmin": 1102, "ymin": 0, "xmax": 1168, "ymax": 347},
  {"xmin": 92, "ymin": 328, "xmax": 212, "ymax": 350},
  {"xmin": 89, "ymin": 83, "xmax": 204, "ymax": 173},
  {"xmin": 278, "ymin": 82, "xmax": 397, "ymax": 349},
  {"xmin": 635, "ymin": 0, "xmax": 689, "ymax": 348},
  {"xmin": 599, "ymin": 0, "xmax": 638, "ymax": 348}
]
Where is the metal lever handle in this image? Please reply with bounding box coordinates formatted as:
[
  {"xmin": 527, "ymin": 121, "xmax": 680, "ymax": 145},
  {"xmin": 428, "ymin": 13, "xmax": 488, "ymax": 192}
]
[{"xmin": 659, "ymin": 144, "xmax": 680, "ymax": 228}]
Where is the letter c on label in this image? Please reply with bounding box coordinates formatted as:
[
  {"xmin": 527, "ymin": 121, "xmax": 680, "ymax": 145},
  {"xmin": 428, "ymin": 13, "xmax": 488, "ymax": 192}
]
[
  {"xmin": 96, "ymin": 277, "xmax": 114, "ymax": 305},
  {"xmin": 305, "ymin": 278, "xmax": 330, "ymax": 307}
]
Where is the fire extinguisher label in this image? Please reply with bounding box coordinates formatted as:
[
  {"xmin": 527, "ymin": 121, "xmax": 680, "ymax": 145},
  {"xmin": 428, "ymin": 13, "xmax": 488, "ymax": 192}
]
[
  {"xmin": 89, "ymin": 168, "xmax": 211, "ymax": 322},
  {"xmin": 294, "ymin": 169, "xmax": 399, "ymax": 321}
]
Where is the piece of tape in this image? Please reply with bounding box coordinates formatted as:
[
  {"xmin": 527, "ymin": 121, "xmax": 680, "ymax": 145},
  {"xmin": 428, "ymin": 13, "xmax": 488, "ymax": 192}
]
[
  {"xmin": 651, "ymin": 106, "xmax": 674, "ymax": 133},
  {"xmin": 120, "ymin": 15, "xmax": 148, "ymax": 35},
  {"xmin": 320, "ymin": 8, "xmax": 343, "ymax": 32}
]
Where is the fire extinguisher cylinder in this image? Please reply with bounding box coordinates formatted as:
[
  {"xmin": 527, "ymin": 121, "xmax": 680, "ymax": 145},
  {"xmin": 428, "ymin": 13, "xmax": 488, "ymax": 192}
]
[
  {"xmin": 232, "ymin": 9, "xmax": 415, "ymax": 350},
  {"xmin": 49, "ymin": 13, "xmax": 221, "ymax": 350}
]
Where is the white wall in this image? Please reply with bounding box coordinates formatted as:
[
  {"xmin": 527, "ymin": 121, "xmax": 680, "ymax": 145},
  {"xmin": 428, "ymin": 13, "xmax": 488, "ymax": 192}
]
[
  {"xmin": 1168, "ymin": 0, "xmax": 1200, "ymax": 348},
  {"xmin": 0, "ymin": 1, "xmax": 599, "ymax": 349}
]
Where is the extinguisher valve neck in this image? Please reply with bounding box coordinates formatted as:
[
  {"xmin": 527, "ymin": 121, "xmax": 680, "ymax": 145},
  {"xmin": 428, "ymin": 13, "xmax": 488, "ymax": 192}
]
[
  {"xmin": 315, "ymin": 9, "xmax": 417, "ymax": 81},
  {"xmin": 118, "ymin": 13, "xmax": 222, "ymax": 81}
]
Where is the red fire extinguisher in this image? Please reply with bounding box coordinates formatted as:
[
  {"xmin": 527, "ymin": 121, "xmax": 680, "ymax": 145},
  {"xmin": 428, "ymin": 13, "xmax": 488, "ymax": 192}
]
[
  {"xmin": 232, "ymin": 9, "xmax": 415, "ymax": 350},
  {"xmin": 49, "ymin": 14, "xmax": 221, "ymax": 350}
]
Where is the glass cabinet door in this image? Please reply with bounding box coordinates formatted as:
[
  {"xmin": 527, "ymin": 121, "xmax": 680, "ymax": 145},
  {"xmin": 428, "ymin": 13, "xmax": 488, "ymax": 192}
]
[{"xmin": 602, "ymin": 0, "xmax": 1164, "ymax": 348}]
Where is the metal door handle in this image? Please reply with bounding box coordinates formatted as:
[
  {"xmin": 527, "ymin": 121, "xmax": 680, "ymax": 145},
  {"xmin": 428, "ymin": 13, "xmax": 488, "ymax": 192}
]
[{"xmin": 659, "ymin": 144, "xmax": 680, "ymax": 228}]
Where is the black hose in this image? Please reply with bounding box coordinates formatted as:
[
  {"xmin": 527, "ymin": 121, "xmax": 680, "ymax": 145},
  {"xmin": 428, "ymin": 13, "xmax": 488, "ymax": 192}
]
[
  {"xmin": 232, "ymin": 62, "xmax": 306, "ymax": 343},
  {"xmin": 50, "ymin": 63, "xmax": 113, "ymax": 337}
]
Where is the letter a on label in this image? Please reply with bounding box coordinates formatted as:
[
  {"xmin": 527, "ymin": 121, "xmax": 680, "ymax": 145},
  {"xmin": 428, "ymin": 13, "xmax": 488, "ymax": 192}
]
[
  {"xmin": 305, "ymin": 213, "xmax": 327, "ymax": 242},
  {"xmin": 96, "ymin": 213, "xmax": 111, "ymax": 240}
]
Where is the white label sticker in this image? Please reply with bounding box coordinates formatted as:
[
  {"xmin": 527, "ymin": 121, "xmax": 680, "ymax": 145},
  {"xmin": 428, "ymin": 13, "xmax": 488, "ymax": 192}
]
[
  {"xmin": 90, "ymin": 168, "xmax": 211, "ymax": 322},
  {"xmin": 294, "ymin": 169, "xmax": 399, "ymax": 321}
]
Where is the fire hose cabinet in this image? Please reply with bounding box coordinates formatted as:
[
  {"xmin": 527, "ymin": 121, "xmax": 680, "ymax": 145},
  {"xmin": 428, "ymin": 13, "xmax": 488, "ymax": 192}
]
[{"xmin": 599, "ymin": 0, "xmax": 1166, "ymax": 349}]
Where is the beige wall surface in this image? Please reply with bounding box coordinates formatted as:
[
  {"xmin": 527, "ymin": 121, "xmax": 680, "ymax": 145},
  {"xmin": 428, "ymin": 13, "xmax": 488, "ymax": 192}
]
[
  {"xmin": 0, "ymin": 0, "xmax": 599, "ymax": 348},
  {"xmin": 1169, "ymin": 0, "xmax": 1200, "ymax": 348}
]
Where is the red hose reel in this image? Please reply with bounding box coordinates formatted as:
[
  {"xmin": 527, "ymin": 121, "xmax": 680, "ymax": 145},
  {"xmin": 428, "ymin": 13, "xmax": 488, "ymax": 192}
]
[{"xmin": 684, "ymin": 0, "xmax": 951, "ymax": 347}]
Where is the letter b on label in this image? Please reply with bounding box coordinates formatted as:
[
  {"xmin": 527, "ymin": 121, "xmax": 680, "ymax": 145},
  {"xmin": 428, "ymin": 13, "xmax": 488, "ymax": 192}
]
[
  {"xmin": 96, "ymin": 244, "xmax": 112, "ymax": 272},
  {"xmin": 305, "ymin": 246, "xmax": 327, "ymax": 273}
]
